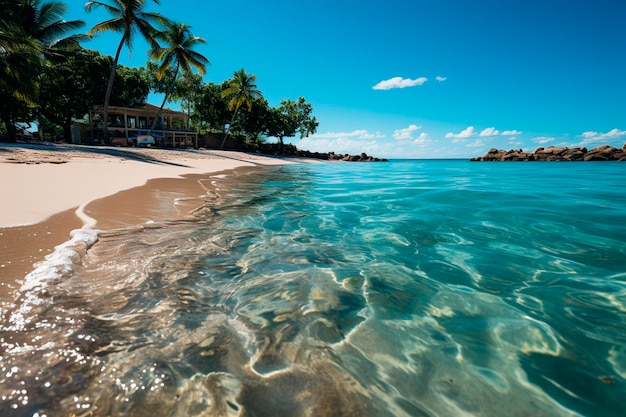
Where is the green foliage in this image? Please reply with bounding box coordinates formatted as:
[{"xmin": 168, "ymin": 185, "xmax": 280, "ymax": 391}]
[
  {"xmin": 221, "ymin": 68, "xmax": 262, "ymax": 114},
  {"xmin": 192, "ymin": 82, "xmax": 229, "ymax": 131},
  {"xmin": 0, "ymin": 0, "xmax": 85, "ymax": 141},
  {"xmin": 85, "ymin": 0, "xmax": 166, "ymax": 143},
  {"xmin": 111, "ymin": 65, "xmax": 150, "ymax": 106},
  {"xmin": 144, "ymin": 60, "xmax": 175, "ymax": 95},
  {"xmin": 146, "ymin": 20, "xmax": 208, "ymax": 136},
  {"xmin": 238, "ymin": 98, "xmax": 270, "ymax": 146},
  {"xmin": 39, "ymin": 45, "xmax": 110, "ymax": 141},
  {"xmin": 171, "ymin": 72, "xmax": 203, "ymax": 130},
  {"xmin": 0, "ymin": 1, "xmax": 317, "ymax": 146},
  {"xmin": 148, "ymin": 21, "xmax": 209, "ymax": 81},
  {"xmin": 220, "ymin": 69, "xmax": 263, "ymax": 149},
  {"xmin": 267, "ymin": 97, "xmax": 318, "ymax": 145},
  {"xmin": 37, "ymin": 44, "xmax": 147, "ymax": 141},
  {"xmin": 85, "ymin": 0, "xmax": 166, "ymax": 52}
]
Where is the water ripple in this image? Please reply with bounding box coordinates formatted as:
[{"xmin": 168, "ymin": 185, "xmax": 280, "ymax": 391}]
[{"xmin": 2, "ymin": 161, "xmax": 625, "ymax": 416}]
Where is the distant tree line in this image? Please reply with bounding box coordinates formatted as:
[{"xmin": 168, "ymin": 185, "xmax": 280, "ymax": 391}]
[{"xmin": 0, "ymin": 0, "xmax": 317, "ymax": 148}]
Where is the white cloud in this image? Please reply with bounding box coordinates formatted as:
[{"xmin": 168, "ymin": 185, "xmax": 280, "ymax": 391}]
[
  {"xmin": 533, "ymin": 136, "xmax": 555, "ymax": 144},
  {"xmin": 296, "ymin": 125, "xmax": 444, "ymax": 159},
  {"xmin": 413, "ymin": 133, "xmax": 431, "ymax": 145},
  {"xmin": 392, "ymin": 125, "xmax": 433, "ymax": 147},
  {"xmin": 579, "ymin": 128, "xmax": 626, "ymax": 144},
  {"xmin": 435, "ymin": 76, "xmax": 447, "ymax": 82},
  {"xmin": 311, "ymin": 129, "xmax": 384, "ymax": 140},
  {"xmin": 445, "ymin": 126, "xmax": 476, "ymax": 139},
  {"xmin": 502, "ymin": 130, "xmax": 523, "ymax": 136},
  {"xmin": 373, "ymin": 76, "xmax": 428, "ymax": 90},
  {"xmin": 301, "ymin": 129, "xmax": 388, "ymax": 156},
  {"xmin": 479, "ymin": 127, "xmax": 500, "ymax": 137},
  {"xmin": 393, "ymin": 124, "xmax": 422, "ymax": 140},
  {"xmin": 466, "ymin": 139, "xmax": 486, "ymax": 147},
  {"xmin": 446, "ymin": 126, "xmax": 524, "ymax": 140},
  {"xmin": 297, "ymin": 136, "xmax": 381, "ymax": 155}
]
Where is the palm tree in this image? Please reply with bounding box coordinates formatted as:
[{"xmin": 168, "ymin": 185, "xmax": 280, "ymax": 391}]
[
  {"xmin": 1, "ymin": 0, "xmax": 84, "ymax": 104},
  {"xmin": 0, "ymin": 28, "xmax": 41, "ymax": 141},
  {"xmin": 0, "ymin": 0, "xmax": 84, "ymax": 140},
  {"xmin": 147, "ymin": 21, "xmax": 208, "ymax": 144},
  {"xmin": 220, "ymin": 68, "xmax": 262, "ymax": 150},
  {"xmin": 85, "ymin": 0, "xmax": 166, "ymax": 144},
  {"xmin": 19, "ymin": 0, "xmax": 85, "ymax": 54},
  {"xmin": 0, "ymin": 21, "xmax": 41, "ymax": 106}
]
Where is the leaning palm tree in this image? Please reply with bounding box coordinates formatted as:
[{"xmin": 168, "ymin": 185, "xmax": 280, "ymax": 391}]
[
  {"xmin": 0, "ymin": 21, "xmax": 41, "ymax": 106},
  {"xmin": 19, "ymin": 0, "xmax": 85, "ymax": 54},
  {"xmin": 220, "ymin": 68, "xmax": 262, "ymax": 150},
  {"xmin": 85, "ymin": 0, "xmax": 166, "ymax": 144},
  {"xmin": 0, "ymin": 0, "xmax": 84, "ymax": 140},
  {"xmin": 1, "ymin": 0, "xmax": 84, "ymax": 103},
  {"xmin": 147, "ymin": 21, "xmax": 209, "ymax": 143},
  {"xmin": 0, "ymin": 29, "xmax": 41, "ymax": 141}
]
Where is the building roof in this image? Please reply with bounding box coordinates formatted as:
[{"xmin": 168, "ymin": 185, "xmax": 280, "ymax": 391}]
[{"xmin": 93, "ymin": 103, "xmax": 186, "ymax": 118}]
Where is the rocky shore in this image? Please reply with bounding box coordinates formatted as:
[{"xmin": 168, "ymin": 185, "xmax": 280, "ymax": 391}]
[
  {"xmin": 262, "ymin": 143, "xmax": 387, "ymax": 162},
  {"xmin": 315, "ymin": 151, "xmax": 387, "ymax": 162},
  {"xmin": 471, "ymin": 144, "xmax": 626, "ymax": 162}
]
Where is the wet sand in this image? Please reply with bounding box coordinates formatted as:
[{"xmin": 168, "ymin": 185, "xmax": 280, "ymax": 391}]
[
  {"xmin": 0, "ymin": 143, "xmax": 312, "ymax": 303},
  {"xmin": 83, "ymin": 174, "xmax": 218, "ymax": 230},
  {"xmin": 0, "ymin": 209, "xmax": 83, "ymax": 302}
]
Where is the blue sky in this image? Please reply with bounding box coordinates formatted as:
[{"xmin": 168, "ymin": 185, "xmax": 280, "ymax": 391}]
[{"xmin": 68, "ymin": 0, "xmax": 626, "ymax": 158}]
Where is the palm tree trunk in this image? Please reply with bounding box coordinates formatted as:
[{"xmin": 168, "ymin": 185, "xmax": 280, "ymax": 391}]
[
  {"xmin": 102, "ymin": 35, "xmax": 126, "ymax": 145},
  {"xmin": 148, "ymin": 65, "xmax": 180, "ymax": 141},
  {"xmin": 220, "ymin": 107, "xmax": 239, "ymax": 150},
  {"xmin": 3, "ymin": 114, "xmax": 17, "ymax": 143},
  {"xmin": 63, "ymin": 115, "xmax": 72, "ymax": 143},
  {"xmin": 0, "ymin": 103, "xmax": 16, "ymax": 142}
]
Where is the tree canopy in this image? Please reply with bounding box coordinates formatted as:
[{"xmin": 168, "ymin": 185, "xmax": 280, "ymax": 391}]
[
  {"xmin": 85, "ymin": 0, "xmax": 166, "ymax": 143},
  {"xmin": 220, "ymin": 68, "xmax": 263, "ymax": 149},
  {"xmin": 147, "ymin": 20, "xmax": 208, "ymax": 136},
  {"xmin": 1, "ymin": 0, "xmax": 318, "ymax": 151},
  {"xmin": 0, "ymin": 0, "xmax": 84, "ymax": 140}
]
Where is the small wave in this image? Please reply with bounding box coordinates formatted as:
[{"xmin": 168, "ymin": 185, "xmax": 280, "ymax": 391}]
[
  {"xmin": 6, "ymin": 227, "xmax": 99, "ymax": 331},
  {"xmin": 21, "ymin": 228, "xmax": 99, "ymax": 291}
]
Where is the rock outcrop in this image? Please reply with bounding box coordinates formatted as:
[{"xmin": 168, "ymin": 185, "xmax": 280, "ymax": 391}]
[
  {"xmin": 471, "ymin": 144, "xmax": 626, "ymax": 162},
  {"xmin": 283, "ymin": 148, "xmax": 387, "ymax": 162},
  {"xmin": 327, "ymin": 151, "xmax": 387, "ymax": 162}
]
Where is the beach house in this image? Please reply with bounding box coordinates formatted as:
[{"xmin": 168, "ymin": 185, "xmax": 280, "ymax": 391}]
[{"xmin": 74, "ymin": 103, "xmax": 198, "ymax": 148}]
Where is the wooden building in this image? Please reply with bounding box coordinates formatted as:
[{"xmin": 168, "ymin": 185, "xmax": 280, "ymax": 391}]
[{"xmin": 78, "ymin": 103, "xmax": 198, "ymax": 148}]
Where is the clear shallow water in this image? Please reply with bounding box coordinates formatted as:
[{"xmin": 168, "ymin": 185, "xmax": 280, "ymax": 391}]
[{"xmin": 1, "ymin": 160, "xmax": 625, "ymax": 416}]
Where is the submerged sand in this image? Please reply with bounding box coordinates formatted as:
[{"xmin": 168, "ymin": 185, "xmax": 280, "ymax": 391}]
[{"xmin": 0, "ymin": 143, "xmax": 314, "ymax": 300}]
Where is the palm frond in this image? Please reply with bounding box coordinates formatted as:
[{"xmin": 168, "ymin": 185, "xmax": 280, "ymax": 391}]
[
  {"xmin": 88, "ymin": 19, "xmax": 126, "ymax": 37},
  {"xmin": 85, "ymin": 1, "xmax": 122, "ymax": 16}
]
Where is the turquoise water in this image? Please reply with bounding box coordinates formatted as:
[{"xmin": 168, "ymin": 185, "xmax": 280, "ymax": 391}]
[{"xmin": 1, "ymin": 160, "xmax": 625, "ymax": 416}]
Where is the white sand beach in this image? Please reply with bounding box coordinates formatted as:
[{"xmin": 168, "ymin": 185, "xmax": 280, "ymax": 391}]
[{"xmin": 0, "ymin": 144, "xmax": 306, "ymax": 228}]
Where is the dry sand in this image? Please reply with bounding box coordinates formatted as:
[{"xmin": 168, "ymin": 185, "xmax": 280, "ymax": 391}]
[
  {"xmin": 0, "ymin": 143, "xmax": 313, "ymax": 300},
  {"xmin": 0, "ymin": 143, "xmax": 306, "ymax": 227}
]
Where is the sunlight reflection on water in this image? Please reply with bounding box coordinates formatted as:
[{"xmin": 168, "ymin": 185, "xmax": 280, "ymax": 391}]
[{"xmin": 1, "ymin": 161, "xmax": 625, "ymax": 416}]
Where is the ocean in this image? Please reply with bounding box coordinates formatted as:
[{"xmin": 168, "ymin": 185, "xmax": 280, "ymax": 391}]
[{"xmin": 1, "ymin": 159, "xmax": 625, "ymax": 417}]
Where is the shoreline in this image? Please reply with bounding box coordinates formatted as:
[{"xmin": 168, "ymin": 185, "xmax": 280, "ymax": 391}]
[
  {"xmin": 0, "ymin": 143, "xmax": 314, "ymax": 228},
  {"xmin": 0, "ymin": 144, "xmax": 314, "ymax": 302}
]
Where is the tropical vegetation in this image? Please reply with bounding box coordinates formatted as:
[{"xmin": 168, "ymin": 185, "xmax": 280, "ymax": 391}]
[
  {"xmin": 147, "ymin": 20, "xmax": 208, "ymax": 136},
  {"xmin": 0, "ymin": 0, "xmax": 318, "ymax": 149},
  {"xmin": 220, "ymin": 68, "xmax": 262, "ymax": 149},
  {"xmin": 1, "ymin": 0, "xmax": 84, "ymax": 140},
  {"xmin": 85, "ymin": 0, "xmax": 167, "ymax": 143}
]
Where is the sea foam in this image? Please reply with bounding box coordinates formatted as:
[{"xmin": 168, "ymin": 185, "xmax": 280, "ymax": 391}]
[{"xmin": 6, "ymin": 227, "xmax": 99, "ymax": 331}]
